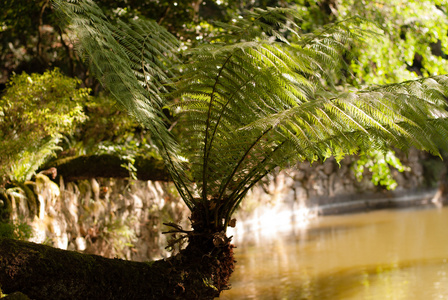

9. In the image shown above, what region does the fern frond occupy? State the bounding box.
[54,0,196,206]
[213,7,302,43]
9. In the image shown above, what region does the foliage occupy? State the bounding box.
[0,219,33,241]
[338,0,448,85]
[58,93,162,179]
[0,0,243,87]
[4,0,446,192]
[325,0,448,189]
[0,69,89,184]
[101,218,137,259]
[353,150,409,190]
[2,0,446,87]
[57,0,448,235]
[0,0,52,83]
[72,95,142,153]
[422,157,447,188]
[55,0,190,200]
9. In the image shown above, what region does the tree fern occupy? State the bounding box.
[57,1,448,233]
[174,8,448,230]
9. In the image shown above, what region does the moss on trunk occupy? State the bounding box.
[44,154,170,182]
[0,234,234,300]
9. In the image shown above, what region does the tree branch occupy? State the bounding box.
[43,154,170,182]
[0,237,233,299]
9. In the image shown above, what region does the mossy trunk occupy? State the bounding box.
[44,154,170,182]
[438,159,448,203]
[0,235,235,299]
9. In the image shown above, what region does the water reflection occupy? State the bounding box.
[221,207,448,299]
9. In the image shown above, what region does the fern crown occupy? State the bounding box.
[56,0,448,230]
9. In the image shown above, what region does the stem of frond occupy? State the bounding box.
[202,54,234,203]
[222,140,287,216]
[217,125,274,204]
[225,164,278,228]
[207,73,259,183]
[156,128,194,209]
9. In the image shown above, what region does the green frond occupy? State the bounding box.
[213,7,302,43]
[54,0,196,206]
[173,12,375,209]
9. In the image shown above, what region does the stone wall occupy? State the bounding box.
[230,149,445,244]
[5,149,446,259]
[20,176,189,261]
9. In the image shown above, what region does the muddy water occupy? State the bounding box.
[221,206,448,299]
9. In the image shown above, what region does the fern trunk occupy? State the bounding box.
[0,236,234,299]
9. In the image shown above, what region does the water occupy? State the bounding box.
[221,206,448,299]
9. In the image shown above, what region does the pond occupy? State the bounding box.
[221,206,448,299]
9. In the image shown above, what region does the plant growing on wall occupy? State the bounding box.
[0,69,89,223]
[0,69,89,185]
